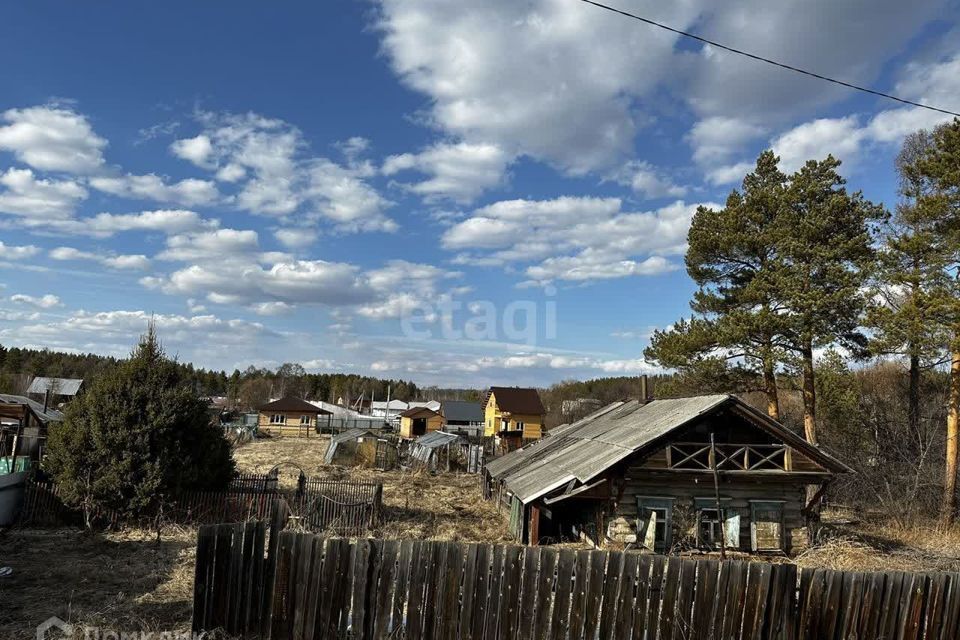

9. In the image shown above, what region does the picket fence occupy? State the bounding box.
[17,475,381,534]
[192,523,960,640]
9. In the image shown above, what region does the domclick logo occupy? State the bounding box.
[37,617,72,640]
[36,617,204,640]
[399,286,559,346]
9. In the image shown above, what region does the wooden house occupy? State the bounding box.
[483,386,545,450]
[258,397,331,437]
[485,394,850,555]
[398,406,443,439]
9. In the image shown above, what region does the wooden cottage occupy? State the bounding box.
[258,397,331,437]
[485,394,850,555]
[483,386,545,450]
[398,407,443,439]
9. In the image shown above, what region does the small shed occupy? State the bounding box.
[399,406,443,439]
[0,393,64,468]
[409,431,465,472]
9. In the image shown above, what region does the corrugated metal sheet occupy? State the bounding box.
[495,395,731,503]
[409,431,464,464]
[0,393,64,423]
[26,377,83,396]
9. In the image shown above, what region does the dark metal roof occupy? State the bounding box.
[259,397,330,413]
[490,394,850,504]
[486,387,545,415]
[27,377,83,396]
[441,400,483,423]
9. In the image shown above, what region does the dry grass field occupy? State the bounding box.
[3,434,960,638]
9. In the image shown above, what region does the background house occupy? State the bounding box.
[370,399,409,422]
[257,397,331,437]
[483,386,545,450]
[398,406,443,439]
[440,400,484,437]
[485,394,850,555]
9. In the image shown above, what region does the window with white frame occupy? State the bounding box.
[516,421,525,431]
[270,414,285,425]
[637,497,673,553]
[300,415,311,425]
[501,419,509,431]
[695,498,739,550]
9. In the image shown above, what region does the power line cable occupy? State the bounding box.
[579,0,960,118]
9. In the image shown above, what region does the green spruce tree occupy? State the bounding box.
[44,323,235,525]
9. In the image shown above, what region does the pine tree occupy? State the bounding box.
[912,119,960,523]
[646,151,789,418]
[44,324,235,525]
[868,131,951,436]
[773,155,883,444]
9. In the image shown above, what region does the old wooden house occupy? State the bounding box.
[485,394,850,555]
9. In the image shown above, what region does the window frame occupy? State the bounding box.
[694,497,739,550]
[636,496,674,553]
[270,414,286,425]
[750,500,786,552]
[300,414,312,426]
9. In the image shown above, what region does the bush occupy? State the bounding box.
[44,325,234,525]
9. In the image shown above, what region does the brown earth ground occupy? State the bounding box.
[3,435,960,638]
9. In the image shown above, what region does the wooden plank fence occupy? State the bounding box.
[293,478,383,536]
[192,525,960,639]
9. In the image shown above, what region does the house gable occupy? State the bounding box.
[633,404,832,475]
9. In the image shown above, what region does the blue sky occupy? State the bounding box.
[1,1,959,387]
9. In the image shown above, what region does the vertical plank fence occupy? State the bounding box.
[192,525,960,639]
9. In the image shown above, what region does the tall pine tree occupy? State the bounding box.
[912,119,960,523]
[774,155,882,444]
[646,151,790,418]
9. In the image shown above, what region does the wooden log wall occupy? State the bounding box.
[192,525,960,640]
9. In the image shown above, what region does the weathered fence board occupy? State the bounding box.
[192,525,960,640]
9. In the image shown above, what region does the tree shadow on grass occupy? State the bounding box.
[0,526,196,637]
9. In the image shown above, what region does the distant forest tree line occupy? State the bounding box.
[0,344,434,409]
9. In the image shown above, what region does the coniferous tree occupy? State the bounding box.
[773,155,883,444]
[868,131,951,436]
[44,324,235,525]
[646,151,790,418]
[912,119,960,522]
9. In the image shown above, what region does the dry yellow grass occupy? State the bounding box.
[234,435,512,543]
[0,526,197,638]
